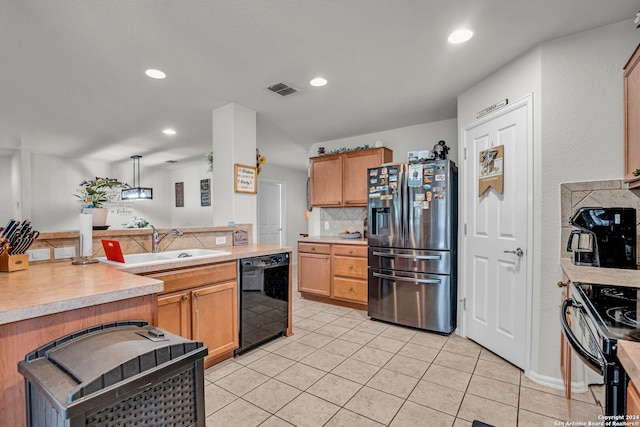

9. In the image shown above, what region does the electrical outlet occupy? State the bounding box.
[324,221,330,230]
[54,247,76,259]
[216,236,226,245]
[27,248,50,261]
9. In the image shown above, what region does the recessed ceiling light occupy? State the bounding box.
[448,29,473,44]
[162,128,176,135]
[145,69,166,79]
[310,77,328,87]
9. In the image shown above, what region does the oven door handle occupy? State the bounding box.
[560,298,605,375]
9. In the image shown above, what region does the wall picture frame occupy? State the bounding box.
[175,182,184,207]
[234,163,257,194]
[200,178,211,206]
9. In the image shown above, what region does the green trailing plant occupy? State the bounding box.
[206,151,214,172]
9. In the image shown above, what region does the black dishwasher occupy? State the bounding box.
[236,253,289,356]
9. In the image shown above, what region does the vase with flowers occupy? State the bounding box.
[74,177,128,227]
[256,148,267,174]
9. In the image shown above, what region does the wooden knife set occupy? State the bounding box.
[0,219,39,272]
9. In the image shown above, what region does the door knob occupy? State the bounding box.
[504,248,524,257]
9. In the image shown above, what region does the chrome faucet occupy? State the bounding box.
[151,225,184,253]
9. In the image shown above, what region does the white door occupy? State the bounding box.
[462,96,532,369]
[258,180,284,245]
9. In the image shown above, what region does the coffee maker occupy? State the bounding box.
[567,207,637,269]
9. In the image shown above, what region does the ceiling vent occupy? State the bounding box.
[266,82,299,97]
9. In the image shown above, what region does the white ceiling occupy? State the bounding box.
[1,1,639,170]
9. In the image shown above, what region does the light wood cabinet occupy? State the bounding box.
[146,261,238,368]
[310,147,393,207]
[310,154,343,206]
[624,44,640,187]
[298,243,331,296]
[559,276,572,403]
[298,241,368,308]
[158,292,191,338]
[628,379,640,416]
[191,281,238,358]
[332,244,368,304]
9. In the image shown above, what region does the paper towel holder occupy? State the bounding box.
[72,214,98,265]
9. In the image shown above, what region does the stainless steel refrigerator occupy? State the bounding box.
[367,160,457,334]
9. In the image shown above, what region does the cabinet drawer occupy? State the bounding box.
[298,242,331,255]
[333,244,367,257]
[333,277,367,303]
[333,256,367,279]
[148,261,237,294]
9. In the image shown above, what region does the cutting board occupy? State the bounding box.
[101,239,125,263]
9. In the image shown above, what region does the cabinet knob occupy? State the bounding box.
[349,287,353,292]
[557,281,567,288]
[348,265,354,270]
[349,250,353,254]
[182,294,188,301]
[194,291,200,297]
[311,247,316,251]
[634,169,640,177]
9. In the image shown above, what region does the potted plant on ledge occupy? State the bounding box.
[74,177,128,227]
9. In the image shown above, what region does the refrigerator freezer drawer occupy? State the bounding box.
[367,269,455,334]
[368,247,451,275]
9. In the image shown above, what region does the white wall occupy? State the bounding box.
[457,19,639,386]
[0,156,12,222]
[258,165,308,261]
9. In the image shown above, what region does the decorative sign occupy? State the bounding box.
[478,145,504,196]
[200,179,211,206]
[175,182,184,207]
[234,164,257,194]
[477,99,508,119]
[233,230,248,246]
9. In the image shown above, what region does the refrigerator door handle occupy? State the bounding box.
[373,272,441,284]
[372,251,441,260]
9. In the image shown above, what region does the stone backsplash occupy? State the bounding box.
[319,207,368,236]
[560,180,640,260]
[27,224,252,264]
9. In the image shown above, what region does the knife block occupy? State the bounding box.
[0,252,29,272]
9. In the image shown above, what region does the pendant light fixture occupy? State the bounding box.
[122,155,153,200]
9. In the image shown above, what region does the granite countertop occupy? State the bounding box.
[299,236,368,245]
[0,244,291,325]
[560,258,640,287]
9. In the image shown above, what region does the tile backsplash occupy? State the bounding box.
[319,207,368,236]
[560,180,640,260]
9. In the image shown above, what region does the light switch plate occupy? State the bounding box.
[27,248,50,261]
[216,236,226,245]
[324,221,330,230]
[54,247,76,259]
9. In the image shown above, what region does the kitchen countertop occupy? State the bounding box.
[0,244,291,325]
[560,258,640,287]
[618,340,640,387]
[299,236,368,245]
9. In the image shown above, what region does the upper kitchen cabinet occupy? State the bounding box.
[310,147,393,207]
[624,44,640,188]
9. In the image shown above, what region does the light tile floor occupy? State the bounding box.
[204,284,604,426]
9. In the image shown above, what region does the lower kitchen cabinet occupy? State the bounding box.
[559,276,572,401]
[298,243,331,296]
[298,241,368,309]
[629,380,640,416]
[146,261,238,368]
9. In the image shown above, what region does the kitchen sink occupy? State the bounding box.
[97,249,231,267]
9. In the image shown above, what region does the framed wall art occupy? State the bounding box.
[175,182,184,207]
[200,178,211,206]
[234,163,257,194]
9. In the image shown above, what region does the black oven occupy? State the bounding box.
[560,282,639,416]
